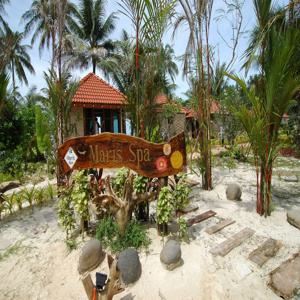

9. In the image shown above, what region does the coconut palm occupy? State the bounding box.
[0,0,9,30]
[22,0,78,74]
[0,26,35,89]
[69,0,117,74]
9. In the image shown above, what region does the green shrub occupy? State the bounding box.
[173,182,191,212]
[156,187,173,225]
[96,216,150,253]
[133,175,148,194]
[71,171,90,227]
[177,217,188,242]
[22,185,36,208]
[57,186,76,238]
[111,168,129,197]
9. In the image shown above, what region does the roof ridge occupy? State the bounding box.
[82,72,126,98]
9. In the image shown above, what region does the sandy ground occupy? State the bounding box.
[0,161,300,300]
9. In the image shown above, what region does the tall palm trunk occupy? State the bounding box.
[92,56,96,74]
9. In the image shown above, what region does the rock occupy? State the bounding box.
[226,183,242,201]
[0,181,20,194]
[78,240,105,274]
[160,240,182,270]
[117,248,141,284]
[287,209,300,230]
[282,175,299,182]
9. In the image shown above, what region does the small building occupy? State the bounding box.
[69,73,186,139]
[69,73,126,138]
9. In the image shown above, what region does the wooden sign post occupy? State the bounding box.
[58,132,186,178]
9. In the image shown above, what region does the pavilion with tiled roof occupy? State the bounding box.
[69,72,127,137]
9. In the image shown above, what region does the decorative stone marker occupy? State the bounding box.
[287,209,300,230]
[78,239,105,274]
[117,248,142,285]
[226,183,242,201]
[160,239,183,270]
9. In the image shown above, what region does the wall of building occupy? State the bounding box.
[159,112,186,139]
[68,107,84,138]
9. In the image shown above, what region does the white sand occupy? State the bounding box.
[0,162,300,300]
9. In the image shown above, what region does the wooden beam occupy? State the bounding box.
[205,219,235,235]
[269,252,300,299]
[249,238,282,267]
[186,210,216,227]
[210,228,255,257]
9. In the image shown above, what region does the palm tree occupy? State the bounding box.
[173,0,214,190]
[22,0,57,69]
[228,26,300,216]
[70,0,116,74]
[22,0,78,75]
[0,26,35,89]
[0,72,9,113]
[0,0,9,30]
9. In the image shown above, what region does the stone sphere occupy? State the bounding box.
[160,239,182,270]
[226,183,242,201]
[117,248,142,284]
[78,239,105,274]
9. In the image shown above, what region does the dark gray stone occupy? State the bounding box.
[0,181,20,193]
[287,209,300,230]
[160,240,182,270]
[78,239,105,274]
[117,248,141,285]
[226,183,242,201]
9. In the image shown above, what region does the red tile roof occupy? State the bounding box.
[72,73,126,107]
[155,93,169,105]
[183,101,220,118]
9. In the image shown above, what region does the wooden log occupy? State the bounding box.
[268,252,300,299]
[210,227,255,257]
[186,210,216,227]
[249,238,282,267]
[81,273,95,300]
[205,219,235,235]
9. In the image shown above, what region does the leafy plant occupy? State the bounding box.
[22,185,36,208]
[172,182,191,212]
[35,188,45,206]
[14,192,23,211]
[156,187,173,225]
[65,238,77,252]
[57,186,76,238]
[71,171,90,231]
[133,175,148,194]
[3,193,14,214]
[46,184,56,201]
[177,216,188,242]
[111,168,129,197]
[96,216,150,253]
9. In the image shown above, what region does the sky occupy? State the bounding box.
[3,0,288,99]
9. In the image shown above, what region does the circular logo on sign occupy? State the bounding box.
[170,151,183,169]
[155,157,168,172]
[163,143,172,156]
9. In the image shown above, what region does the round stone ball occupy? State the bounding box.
[117,248,142,285]
[78,239,105,274]
[226,183,242,201]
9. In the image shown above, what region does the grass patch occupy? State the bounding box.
[0,240,26,261]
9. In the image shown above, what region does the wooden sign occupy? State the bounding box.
[58,132,186,178]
